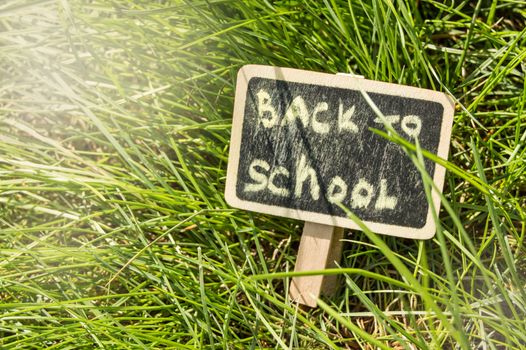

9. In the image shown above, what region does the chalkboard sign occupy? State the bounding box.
[225,65,454,239]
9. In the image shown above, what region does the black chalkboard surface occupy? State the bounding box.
[225,65,454,239]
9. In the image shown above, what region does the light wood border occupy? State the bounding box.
[225,65,454,239]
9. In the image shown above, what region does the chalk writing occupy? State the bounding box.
[257,89,358,134]
[244,156,398,211]
[373,115,422,138]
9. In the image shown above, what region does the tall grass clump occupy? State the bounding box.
[0,0,525,348]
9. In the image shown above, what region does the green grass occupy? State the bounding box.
[1,0,525,348]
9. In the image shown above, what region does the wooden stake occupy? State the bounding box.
[289,222,344,307]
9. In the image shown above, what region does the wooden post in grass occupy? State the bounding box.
[225,65,455,308]
[289,222,344,307]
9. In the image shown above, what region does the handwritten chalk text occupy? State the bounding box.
[256,89,422,138]
[244,156,398,210]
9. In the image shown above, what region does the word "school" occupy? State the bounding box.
[243,154,398,211]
